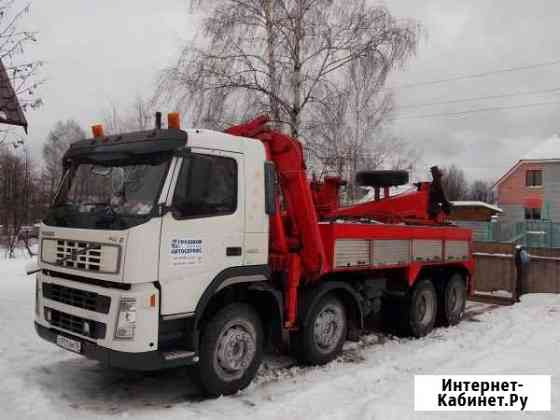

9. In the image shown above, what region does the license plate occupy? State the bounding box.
[56,335,82,354]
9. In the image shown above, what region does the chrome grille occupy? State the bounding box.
[42,239,120,274]
[55,240,102,271]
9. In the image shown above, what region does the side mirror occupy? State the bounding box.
[25,260,40,275]
[264,161,277,215]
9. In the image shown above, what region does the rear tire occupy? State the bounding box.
[405,279,438,337]
[292,295,347,365]
[441,273,466,326]
[191,303,263,397]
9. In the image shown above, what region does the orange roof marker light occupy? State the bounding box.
[168,112,180,129]
[91,124,104,138]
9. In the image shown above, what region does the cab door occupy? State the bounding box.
[158,149,244,315]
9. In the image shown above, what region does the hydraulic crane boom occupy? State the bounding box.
[225,115,456,327]
[225,116,330,326]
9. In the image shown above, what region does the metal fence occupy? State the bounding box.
[457,220,560,248]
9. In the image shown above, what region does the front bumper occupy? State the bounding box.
[35,322,198,370]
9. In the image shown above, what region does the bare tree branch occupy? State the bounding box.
[155,0,420,179]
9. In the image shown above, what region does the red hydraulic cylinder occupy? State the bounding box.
[284,253,302,328]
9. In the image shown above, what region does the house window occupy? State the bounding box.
[526,170,542,187]
[525,207,541,220]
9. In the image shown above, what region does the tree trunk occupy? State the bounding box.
[264,0,280,125]
[290,1,303,139]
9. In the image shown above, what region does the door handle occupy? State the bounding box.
[226,247,242,257]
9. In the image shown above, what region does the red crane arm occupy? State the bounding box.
[225,116,329,280]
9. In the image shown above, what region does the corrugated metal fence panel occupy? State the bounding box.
[467,221,560,248]
[455,221,492,241]
[334,239,370,267]
[553,224,560,248]
[495,222,516,243]
[372,240,410,265]
[524,220,550,248]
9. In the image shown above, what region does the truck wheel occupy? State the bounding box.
[407,279,437,337]
[293,295,347,365]
[194,303,263,397]
[441,273,466,326]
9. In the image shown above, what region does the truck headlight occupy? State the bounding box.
[115,297,136,339]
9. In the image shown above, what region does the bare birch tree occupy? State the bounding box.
[0,146,37,257]
[468,180,495,203]
[0,1,44,147]
[101,96,154,134]
[155,0,419,139]
[305,58,420,199]
[42,120,85,201]
[441,165,468,202]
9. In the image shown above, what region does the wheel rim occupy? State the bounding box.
[313,303,345,355]
[415,289,435,326]
[213,319,256,382]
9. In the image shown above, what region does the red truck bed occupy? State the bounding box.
[319,222,473,289]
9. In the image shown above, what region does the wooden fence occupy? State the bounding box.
[473,253,516,294]
[471,242,560,302]
[524,255,560,294]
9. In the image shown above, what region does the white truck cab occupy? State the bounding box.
[35,124,272,370]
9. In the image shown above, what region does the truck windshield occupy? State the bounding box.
[44,156,171,230]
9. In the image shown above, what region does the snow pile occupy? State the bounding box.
[475,289,514,298]
[1,257,559,419]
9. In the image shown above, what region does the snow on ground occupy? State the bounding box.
[474,289,514,298]
[1,256,558,420]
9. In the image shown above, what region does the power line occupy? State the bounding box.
[387,100,560,121]
[390,58,560,90]
[396,87,560,110]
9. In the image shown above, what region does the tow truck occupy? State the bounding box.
[32,113,473,396]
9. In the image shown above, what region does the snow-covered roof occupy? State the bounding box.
[451,201,503,213]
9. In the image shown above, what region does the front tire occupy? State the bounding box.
[193,303,263,397]
[293,295,347,365]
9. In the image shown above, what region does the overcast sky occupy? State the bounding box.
[19,0,560,182]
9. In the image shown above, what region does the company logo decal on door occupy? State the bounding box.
[170,239,203,266]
